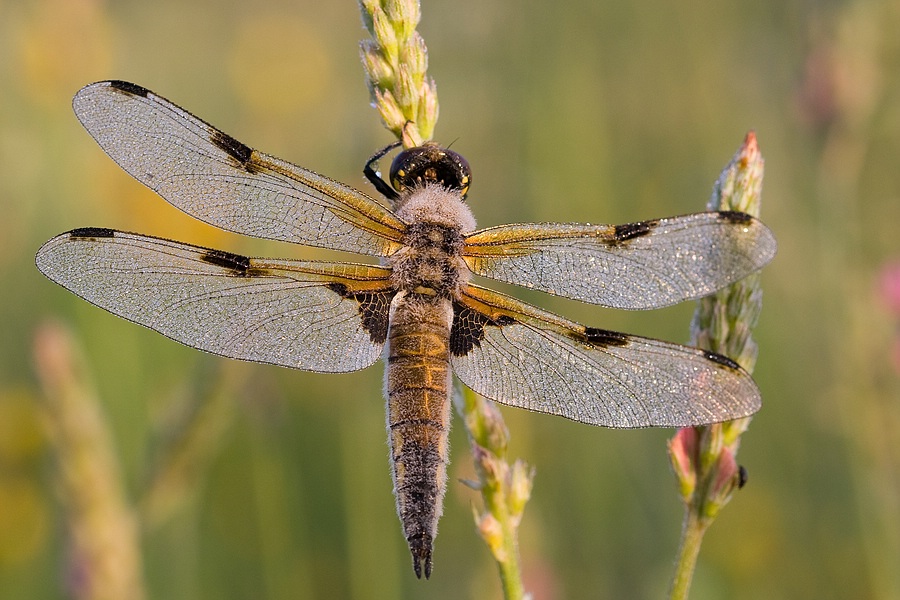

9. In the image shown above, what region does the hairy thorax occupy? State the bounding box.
[388,184,476,299]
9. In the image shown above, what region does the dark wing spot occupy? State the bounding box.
[583,327,630,347]
[702,350,742,371]
[327,283,392,345]
[449,303,516,356]
[738,465,748,489]
[355,292,392,345]
[450,303,492,356]
[209,129,254,168]
[717,210,753,225]
[69,227,115,239]
[612,219,659,243]
[201,249,250,275]
[107,80,150,97]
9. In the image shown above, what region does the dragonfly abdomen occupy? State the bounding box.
[385,292,454,579]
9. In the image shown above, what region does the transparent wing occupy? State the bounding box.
[35,228,394,373]
[463,212,776,309]
[450,284,760,428]
[73,81,406,257]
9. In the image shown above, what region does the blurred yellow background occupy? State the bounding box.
[2,0,899,598]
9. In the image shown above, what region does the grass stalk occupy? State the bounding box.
[32,321,146,600]
[667,132,767,600]
[359,0,438,147]
[457,388,533,600]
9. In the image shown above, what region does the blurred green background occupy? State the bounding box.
[2,0,900,598]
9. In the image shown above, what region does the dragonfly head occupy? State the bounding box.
[390,143,471,200]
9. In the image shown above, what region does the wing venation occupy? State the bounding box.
[463,212,776,309]
[450,284,761,428]
[35,230,394,373]
[73,80,406,257]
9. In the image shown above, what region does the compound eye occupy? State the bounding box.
[390,145,472,199]
[444,149,471,199]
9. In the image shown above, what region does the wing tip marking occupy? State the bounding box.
[107,80,150,97]
[69,227,116,239]
[200,249,251,274]
[716,210,753,225]
[209,129,256,170]
[702,350,743,371]
[611,219,659,244]
[583,327,630,348]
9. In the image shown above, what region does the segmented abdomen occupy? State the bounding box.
[385,292,454,579]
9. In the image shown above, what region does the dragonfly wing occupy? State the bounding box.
[449,284,761,428]
[463,212,776,309]
[36,228,394,373]
[73,81,406,257]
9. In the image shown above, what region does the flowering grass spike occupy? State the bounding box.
[668,132,769,600]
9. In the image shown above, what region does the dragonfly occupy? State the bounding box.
[36,80,776,579]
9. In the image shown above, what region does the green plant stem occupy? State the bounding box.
[496,527,526,599]
[484,485,526,600]
[459,388,532,600]
[669,511,709,600]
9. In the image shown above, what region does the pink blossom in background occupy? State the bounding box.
[878,263,900,314]
[877,262,900,372]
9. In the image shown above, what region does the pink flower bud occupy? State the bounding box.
[711,448,738,497]
[668,427,699,500]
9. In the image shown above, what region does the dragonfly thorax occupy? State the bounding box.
[387,197,474,298]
